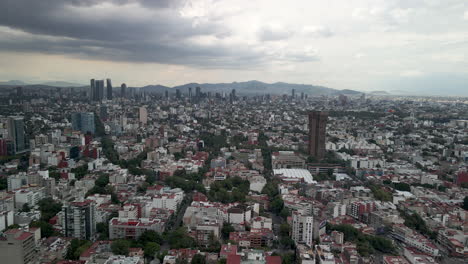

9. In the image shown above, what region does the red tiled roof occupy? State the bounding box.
[266,256,282,264]
[227,255,241,264]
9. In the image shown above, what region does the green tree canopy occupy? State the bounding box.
[111,239,131,256]
[144,242,160,259]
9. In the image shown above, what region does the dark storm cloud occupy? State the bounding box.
[0,0,283,67]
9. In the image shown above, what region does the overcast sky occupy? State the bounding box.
[0,0,467,94]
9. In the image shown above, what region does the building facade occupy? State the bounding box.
[308,111,328,159]
[61,200,96,240]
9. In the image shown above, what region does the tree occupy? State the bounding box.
[463,196,468,210]
[270,196,284,214]
[96,222,109,240]
[21,203,31,212]
[279,223,290,237]
[30,221,54,238]
[95,174,110,187]
[394,182,411,192]
[66,239,92,260]
[191,254,206,264]
[0,177,7,190]
[6,224,20,229]
[111,239,131,256]
[221,223,235,240]
[166,227,196,249]
[139,230,163,245]
[144,242,160,259]
[38,197,62,221]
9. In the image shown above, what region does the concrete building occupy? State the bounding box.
[106,78,113,100]
[139,107,148,125]
[292,211,314,247]
[0,210,14,231]
[109,217,165,240]
[308,111,328,159]
[8,116,26,154]
[392,224,439,256]
[271,151,305,169]
[61,200,96,240]
[0,229,35,264]
[71,112,95,134]
[249,176,267,193]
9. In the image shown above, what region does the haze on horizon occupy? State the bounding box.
[0,0,467,95]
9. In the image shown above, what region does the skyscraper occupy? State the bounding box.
[7,116,26,154]
[176,89,181,99]
[106,78,113,100]
[61,200,96,240]
[188,87,192,99]
[195,86,201,98]
[308,111,328,159]
[95,80,104,101]
[71,112,95,134]
[292,89,295,98]
[90,79,95,100]
[121,83,127,98]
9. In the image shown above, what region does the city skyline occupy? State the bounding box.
[0,1,467,95]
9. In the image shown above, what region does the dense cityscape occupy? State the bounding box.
[0,80,466,264]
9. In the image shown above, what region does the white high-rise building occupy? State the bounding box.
[139,107,148,125]
[292,211,314,247]
[61,200,96,240]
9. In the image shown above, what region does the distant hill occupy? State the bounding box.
[0,80,84,87]
[153,80,362,96]
[140,84,172,93]
[0,80,27,86]
[0,79,363,96]
[40,81,84,87]
[368,90,390,95]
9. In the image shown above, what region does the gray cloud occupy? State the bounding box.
[0,0,277,67]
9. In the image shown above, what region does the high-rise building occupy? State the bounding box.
[90,79,105,101]
[164,90,169,100]
[90,79,95,100]
[71,112,95,134]
[0,228,35,264]
[139,107,148,125]
[195,86,201,98]
[121,83,127,98]
[95,80,104,101]
[176,89,181,99]
[61,200,96,240]
[0,138,8,156]
[106,78,113,100]
[7,116,26,154]
[292,211,314,247]
[16,87,23,98]
[292,89,295,98]
[188,87,192,98]
[308,111,328,159]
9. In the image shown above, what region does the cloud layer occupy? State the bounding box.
[0,0,467,93]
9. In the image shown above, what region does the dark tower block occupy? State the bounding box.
[308,111,328,159]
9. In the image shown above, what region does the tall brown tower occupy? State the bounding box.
[308,111,328,159]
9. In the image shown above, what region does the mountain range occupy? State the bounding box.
[140,80,362,96]
[0,80,84,87]
[0,80,363,96]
